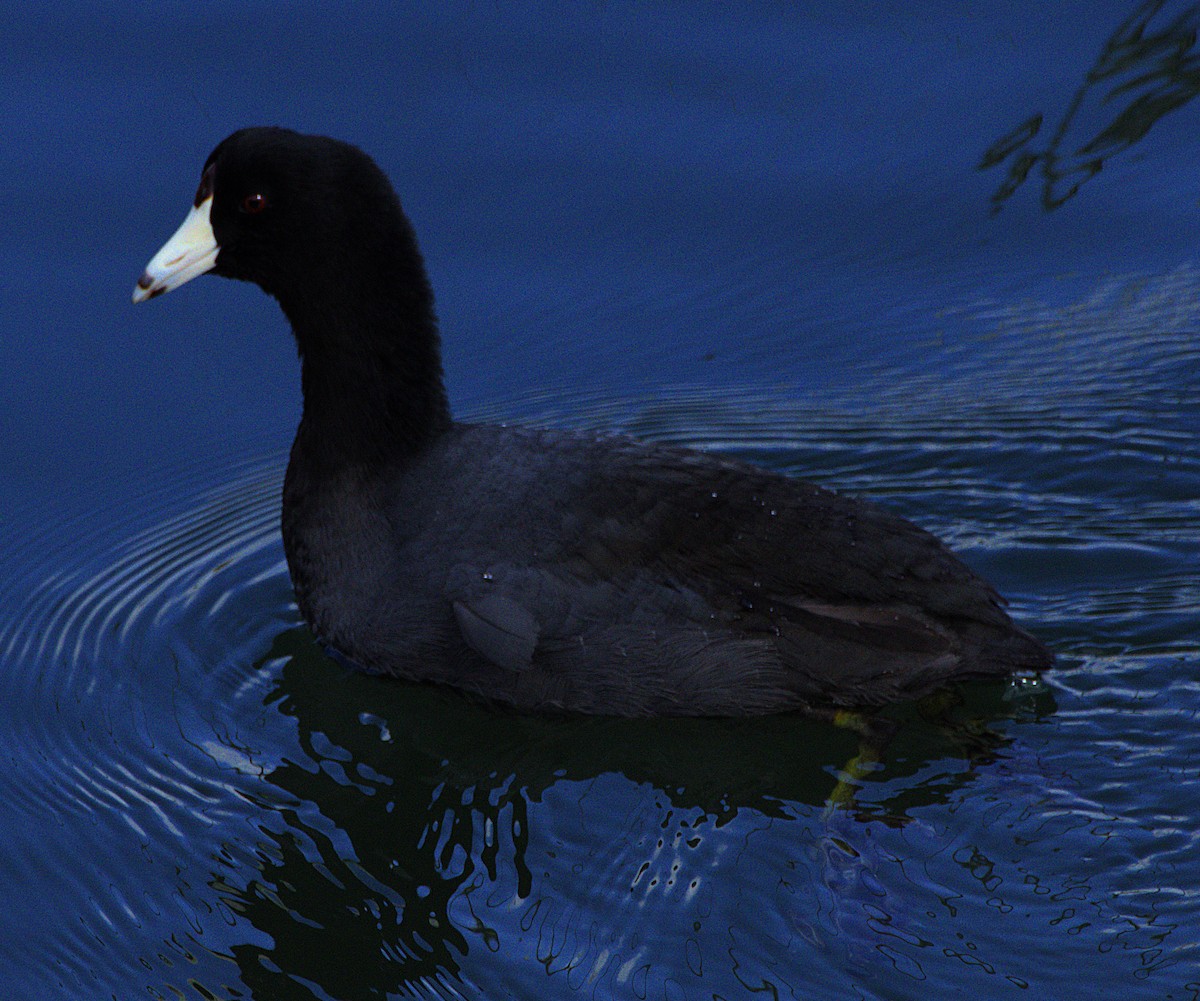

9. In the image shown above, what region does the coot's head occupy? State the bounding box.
[133,127,418,306]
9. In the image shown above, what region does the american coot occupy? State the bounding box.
[134,127,1051,716]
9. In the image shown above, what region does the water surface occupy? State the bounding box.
[2,3,1198,999]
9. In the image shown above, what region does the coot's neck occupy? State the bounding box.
[276,227,452,469]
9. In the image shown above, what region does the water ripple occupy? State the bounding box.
[0,456,295,994]
[0,365,1195,997]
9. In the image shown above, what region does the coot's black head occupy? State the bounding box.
[134,127,449,447]
[134,127,429,312]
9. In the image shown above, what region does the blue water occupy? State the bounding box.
[2,3,1198,998]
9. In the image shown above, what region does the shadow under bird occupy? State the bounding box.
[133,127,1052,716]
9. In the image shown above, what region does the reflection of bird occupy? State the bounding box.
[134,127,1051,716]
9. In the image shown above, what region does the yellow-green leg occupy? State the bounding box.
[822,709,895,814]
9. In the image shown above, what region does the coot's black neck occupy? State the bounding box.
[277,218,452,467]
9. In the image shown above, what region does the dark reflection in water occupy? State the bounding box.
[982,0,1200,211]
[219,630,1045,1000]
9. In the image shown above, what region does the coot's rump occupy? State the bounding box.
[134,127,1051,716]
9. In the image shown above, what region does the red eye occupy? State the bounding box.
[241,192,268,214]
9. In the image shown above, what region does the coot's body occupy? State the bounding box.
[135,127,1051,716]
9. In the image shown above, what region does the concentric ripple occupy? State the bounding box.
[0,454,295,996]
